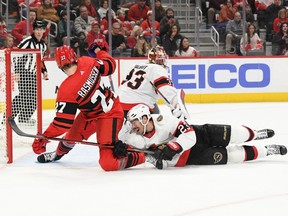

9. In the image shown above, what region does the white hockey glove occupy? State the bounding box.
[172,105,185,120]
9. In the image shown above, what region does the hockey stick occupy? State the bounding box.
[7,117,153,154]
[144,76,175,110]
[144,76,191,120]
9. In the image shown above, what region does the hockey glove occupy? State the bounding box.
[172,105,185,120]
[154,142,183,161]
[88,42,105,58]
[32,133,50,154]
[112,140,128,158]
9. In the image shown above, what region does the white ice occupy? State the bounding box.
[0,102,288,216]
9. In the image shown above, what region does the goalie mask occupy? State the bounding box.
[148,46,168,67]
[127,104,151,135]
[55,45,78,69]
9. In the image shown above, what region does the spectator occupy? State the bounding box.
[240,23,263,54]
[207,0,226,27]
[0,15,8,45]
[155,0,166,22]
[85,21,109,51]
[98,0,115,20]
[174,37,198,57]
[159,8,179,44]
[127,0,150,26]
[162,24,183,57]
[18,0,42,19]
[213,0,236,37]
[265,0,285,41]
[273,8,288,34]
[117,8,127,22]
[244,3,255,25]
[106,22,127,57]
[82,0,101,20]
[100,10,121,35]
[11,10,50,46]
[254,0,273,28]
[73,5,96,37]
[0,35,16,49]
[37,0,60,23]
[120,21,133,39]
[272,22,288,55]
[233,0,247,11]
[131,36,149,57]
[225,11,247,54]
[56,10,69,45]
[119,0,135,9]
[56,0,78,20]
[126,25,143,49]
[140,10,160,43]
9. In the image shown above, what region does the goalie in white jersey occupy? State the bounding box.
[118,104,287,169]
[117,46,187,119]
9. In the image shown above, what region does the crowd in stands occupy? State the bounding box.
[204,0,288,55]
[1,0,199,58]
[3,0,288,56]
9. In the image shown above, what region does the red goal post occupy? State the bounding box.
[0,49,42,164]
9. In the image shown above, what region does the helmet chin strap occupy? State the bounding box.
[141,116,150,135]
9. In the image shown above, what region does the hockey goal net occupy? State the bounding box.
[0,49,42,164]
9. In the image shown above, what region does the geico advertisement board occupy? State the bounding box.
[42,57,288,109]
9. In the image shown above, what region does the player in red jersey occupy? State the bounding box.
[32,44,146,171]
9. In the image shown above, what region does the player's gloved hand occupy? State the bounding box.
[154,142,183,161]
[32,133,50,154]
[112,140,128,158]
[88,42,105,58]
[172,105,184,120]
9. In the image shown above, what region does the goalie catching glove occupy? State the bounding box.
[88,42,106,58]
[154,142,183,161]
[32,132,50,154]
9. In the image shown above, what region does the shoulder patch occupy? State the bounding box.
[157,115,163,122]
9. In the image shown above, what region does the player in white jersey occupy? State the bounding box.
[119,104,287,169]
[116,46,186,119]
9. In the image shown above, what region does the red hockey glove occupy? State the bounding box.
[88,42,106,58]
[154,142,183,161]
[32,133,50,154]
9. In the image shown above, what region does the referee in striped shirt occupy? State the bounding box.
[11,20,49,125]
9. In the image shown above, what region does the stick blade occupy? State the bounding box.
[7,117,36,138]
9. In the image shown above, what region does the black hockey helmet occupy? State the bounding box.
[33,20,46,30]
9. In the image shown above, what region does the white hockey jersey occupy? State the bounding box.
[119,113,197,167]
[116,63,178,110]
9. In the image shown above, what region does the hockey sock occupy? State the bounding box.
[55,141,74,156]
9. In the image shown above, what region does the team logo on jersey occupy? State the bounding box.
[157,115,163,122]
[80,70,85,75]
[213,152,223,164]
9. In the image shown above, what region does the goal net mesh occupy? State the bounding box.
[0,49,42,164]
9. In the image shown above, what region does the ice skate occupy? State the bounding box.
[37,151,64,163]
[265,145,287,156]
[254,129,275,140]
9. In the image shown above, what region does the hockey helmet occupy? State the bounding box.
[127,104,151,134]
[33,20,46,30]
[55,45,77,69]
[127,104,151,122]
[148,46,168,67]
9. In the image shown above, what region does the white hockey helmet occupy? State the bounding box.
[127,104,151,123]
[148,46,168,67]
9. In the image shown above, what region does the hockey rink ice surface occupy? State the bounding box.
[0,102,288,216]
